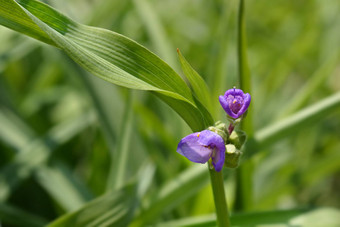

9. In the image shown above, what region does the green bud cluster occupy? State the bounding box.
[208,121,228,142]
[208,121,247,169]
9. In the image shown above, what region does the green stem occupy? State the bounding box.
[208,163,231,227]
[235,0,254,211]
[237,0,251,92]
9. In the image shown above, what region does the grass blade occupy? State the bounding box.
[177,49,213,113]
[131,165,209,227]
[0,110,96,201]
[133,0,177,69]
[106,91,134,191]
[0,106,35,150]
[0,0,213,131]
[47,183,137,227]
[277,53,339,118]
[0,203,48,227]
[156,208,315,226]
[35,162,93,212]
[255,92,340,149]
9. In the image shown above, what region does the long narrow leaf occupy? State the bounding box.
[47,183,137,227]
[255,92,340,149]
[131,165,209,227]
[177,49,212,113]
[35,162,93,212]
[0,203,48,227]
[277,53,339,118]
[106,91,134,191]
[0,110,96,201]
[133,0,177,69]
[0,106,35,150]
[0,0,213,131]
[155,208,313,227]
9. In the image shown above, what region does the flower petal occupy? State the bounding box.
[220,88,251,119]
[219,95,238,118]
[212,148,225,172]
[197,130,225,149]
[237,93,251,117]
[197,130,226,171]
[177,132,212,163]
[225,88,244,97]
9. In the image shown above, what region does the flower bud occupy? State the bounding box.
[228,130,247,149]
[224,144,242,169]
[219,88,251,119]
[226,115,242,126]
[208,121,228,142]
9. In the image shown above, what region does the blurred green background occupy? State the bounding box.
[0,0,339,226]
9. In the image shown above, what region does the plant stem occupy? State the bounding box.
[208,163,231,227]
[235,0,254,211]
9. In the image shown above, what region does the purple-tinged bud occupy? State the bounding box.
[219,88,251,119]
[177,130,225,172]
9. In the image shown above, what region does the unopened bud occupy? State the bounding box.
[224,144,242,168]
[228,130,247,149]
[226,115,242,126]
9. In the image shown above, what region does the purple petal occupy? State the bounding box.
[237,93,251,117]
[197,130,226,172]
[224,88,244,97]
[198,130,225,151]
[177,132,212,163]
[219,95,238,118]
[212,148,225,172]
[220,88,251,118]
[176,130,226,172]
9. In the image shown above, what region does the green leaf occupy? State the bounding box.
[133,0,177,69]
[0,203,48,227]
[289,208,340,227]
[0,106,35,151]
[177,49,212,113]
[47,183,137,227]
[0,110,96,201]
[35,162,93,212]
[155,214,215,227]
[155,208,314,227]
[255,92,340,149]
[303,148,340,186]
[0,0,213,131]
[0,0,55,46]
[131,165,209,227]
[106,91,134,191]
[277,52,340,119]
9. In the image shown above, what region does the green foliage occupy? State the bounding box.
[156,208,340,227]
[0,0,339,226]
[48,184,137,227]
[0,0,212,132]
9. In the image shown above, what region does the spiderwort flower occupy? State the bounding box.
[177,130,225,171]
[219,88,251,119]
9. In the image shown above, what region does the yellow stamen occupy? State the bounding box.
[233,100,237,104]
[197,133,200,137]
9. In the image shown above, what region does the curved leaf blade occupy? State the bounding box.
[47,184,137,227]
[177,49,212,113]
[0,0,214,131]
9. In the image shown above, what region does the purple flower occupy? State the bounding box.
[177,130,225,172]
[219,88,251,119]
